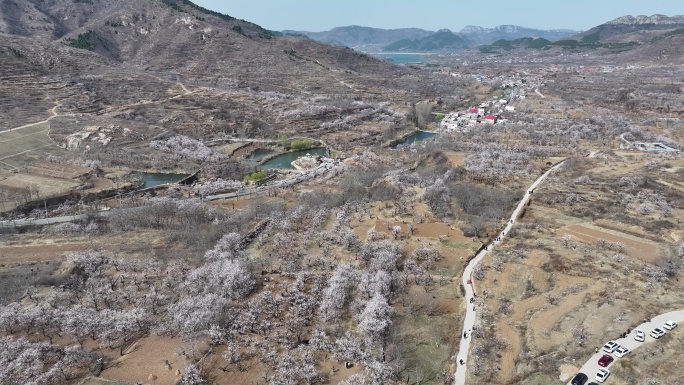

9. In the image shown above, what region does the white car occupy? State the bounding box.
[602,340,619,353]
[634,329,645,342]
[595,368,610,383]
[664,320,678,330]
[650,328,667,339]
[614,346,630,357]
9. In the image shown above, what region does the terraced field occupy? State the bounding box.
[0,121,68,178]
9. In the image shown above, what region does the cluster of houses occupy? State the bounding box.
[439,98,516,132]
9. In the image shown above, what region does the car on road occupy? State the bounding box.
[614,346,630,357]
[595,368,610,383]
[634,329,645,342]
[602,341,619,353]
[650,327,667,339]
[664,320,678,330]
[598,354,614,367]
[571,373,588,385]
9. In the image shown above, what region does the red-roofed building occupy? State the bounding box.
[469,108,479,114]
[485,115,498,123]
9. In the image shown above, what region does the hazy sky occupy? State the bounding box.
[193,0,684,32]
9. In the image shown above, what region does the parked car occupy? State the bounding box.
[614,346,630,357]
[664,320,678,330]
[602,340,619,353]
[595,368,610,383]
[634,329,645,342]
[571,373,589,385]
[650,327,667,339]
[598,354,614,367]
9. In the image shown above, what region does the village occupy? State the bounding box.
[436,71,537,132]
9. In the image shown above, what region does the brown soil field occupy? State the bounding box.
[100,336,186,385]
[560,224,659,263]
[0,122,69,177]
[216,142,249,156]
[0,173,79,195]
[444,151,466,166]
[28,161,92,178]
[0,243,118,265]
[82,177,117,194]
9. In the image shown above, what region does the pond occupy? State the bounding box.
[261,147,328,170]
[391,131,438,148]
[134,172,190,188]
[246,148,276,163]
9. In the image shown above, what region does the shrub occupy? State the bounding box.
[232,25,245,36]
[65,32,94,51]
[290,138,314,150]
[243,171,267,184]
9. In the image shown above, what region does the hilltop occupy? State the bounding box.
[383,29,471,52]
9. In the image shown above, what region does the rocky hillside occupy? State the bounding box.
[1,0,473,154]
[0,0,408,93]
[570,14,684,43]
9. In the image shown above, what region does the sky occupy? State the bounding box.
[193,0,684,32]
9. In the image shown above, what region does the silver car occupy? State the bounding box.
[649,327,666,339]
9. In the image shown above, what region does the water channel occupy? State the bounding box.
[260,147,328,170]
[134,172,190,188]
[391,131,438,148]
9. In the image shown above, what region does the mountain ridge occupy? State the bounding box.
[284,24,579,52]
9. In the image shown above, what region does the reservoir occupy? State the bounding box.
[391,131,437,148]
[378,53,431,64]
[261,148,328,170]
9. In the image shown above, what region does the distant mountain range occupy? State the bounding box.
[282,26,434,52]
[284,25,579,52]
[475,15,684,61]
[457,25,577,45]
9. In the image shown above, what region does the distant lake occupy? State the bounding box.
[378,53,431,64]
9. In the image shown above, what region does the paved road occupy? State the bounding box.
[568,310,684,384]
[454,160,565,385]
[0,212,107,228]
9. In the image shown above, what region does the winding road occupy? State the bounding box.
[454,160,565,385]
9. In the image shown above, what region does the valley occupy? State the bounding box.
[0,2,683,385]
